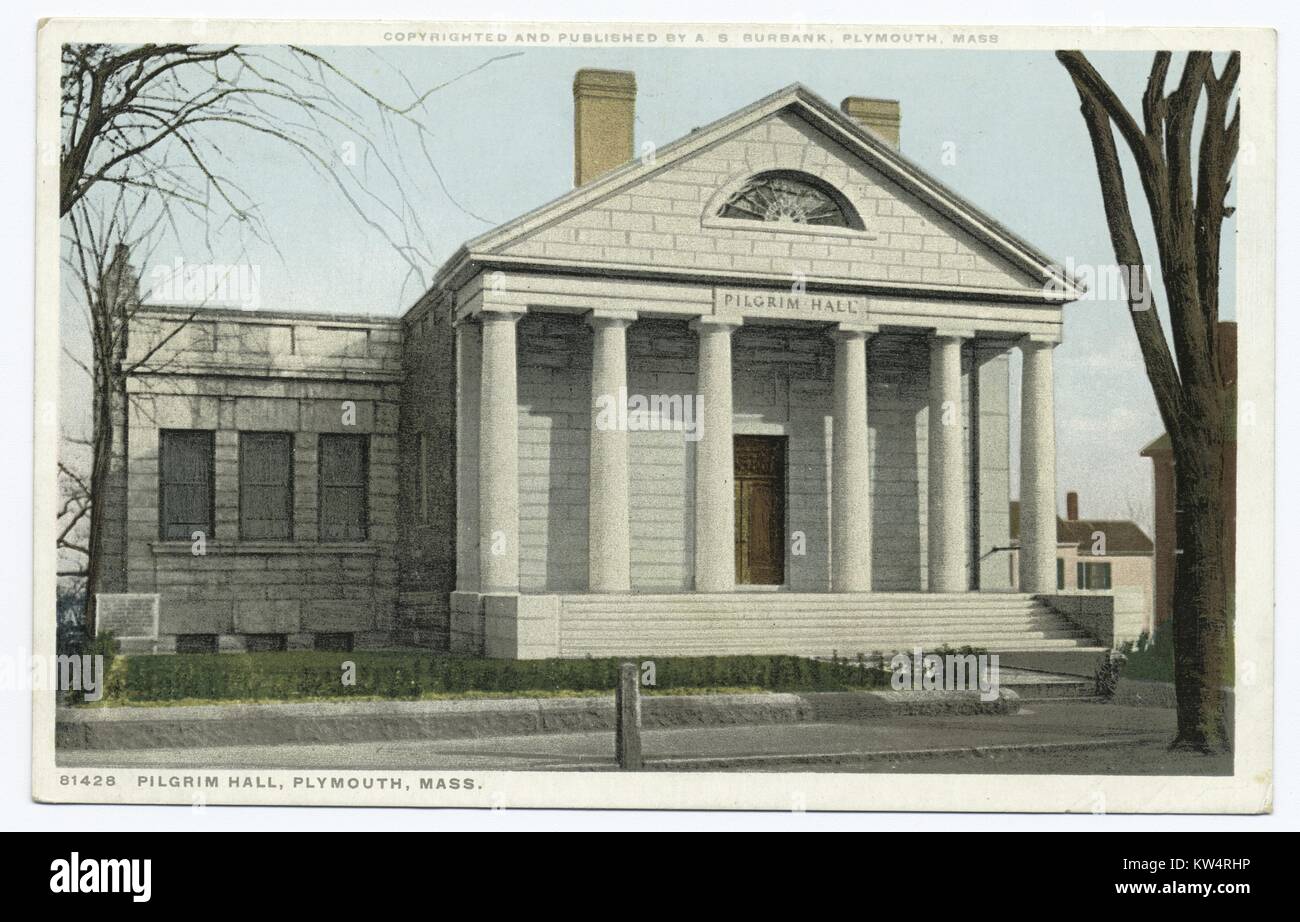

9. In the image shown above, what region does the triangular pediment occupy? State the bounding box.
[447,85,1081,301]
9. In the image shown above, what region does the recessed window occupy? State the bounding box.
[1056,558,1065,590]
[314,632,354,652]
[159,430,215,541]
[239,432,294,540]
[417,433,430,523]
[718,171,862,229]
[319,434,369,542]
[1077,561,1113,590]
[245,634,288,653]
[175,634,218,654]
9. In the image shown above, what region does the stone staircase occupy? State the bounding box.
[555,592,1107,663]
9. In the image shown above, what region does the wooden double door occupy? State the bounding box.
[733,435,786,585]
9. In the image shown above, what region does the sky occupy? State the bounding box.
[61,45,1240,536]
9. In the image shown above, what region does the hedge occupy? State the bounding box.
[101,651,891,704]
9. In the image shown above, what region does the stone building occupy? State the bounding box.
[101,71,1126,661]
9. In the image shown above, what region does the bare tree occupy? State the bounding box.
[1057,50,1238,753]
[61,44,518,292]
[59,43,519,633]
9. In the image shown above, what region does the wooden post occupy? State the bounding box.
[615,662,642,770]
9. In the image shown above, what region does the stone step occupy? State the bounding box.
[560,635,1099,652]
[560,620,1091,640]
[560,593,1044,607]
[560,605,1054,618]
[561,613,1087,628]
[998,668,1098,700]
[561,604,1056,617]
[550,592,1100,660]
[998,649,1112,679]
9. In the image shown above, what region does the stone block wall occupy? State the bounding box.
[509,311,1010,593]
[397,298,457,648]
[500,110,1035,292]
[973,344,1013,589]
[517,312,593,592]
[114,306,404,651]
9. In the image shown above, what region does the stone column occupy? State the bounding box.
[454,319,481,591]
[588,310,637,592]
[830,324,874,592]
[690,317,740,592]
[927,331,970,592]
[478,310,521,594]
[1019,337,1058,593]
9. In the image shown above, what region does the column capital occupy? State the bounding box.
[931,327,975,341]
[586,308,638,327]
[689,315,743,334]
[829,321,879,340]
[1020,332,1061,347]
[477,306,524,323]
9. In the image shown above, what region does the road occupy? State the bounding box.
[57,701,1232,775]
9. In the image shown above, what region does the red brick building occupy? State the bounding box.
[1140,321,1238,634]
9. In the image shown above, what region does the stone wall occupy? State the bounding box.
[397,299,457,648]
[115,306,404,651]
[973,345,1013,589]
[510,311,1009,593]
[500,110,1035,292]
[516,312,593,592]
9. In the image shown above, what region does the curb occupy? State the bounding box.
[56,688,1019,751]
[641,733,1171,771]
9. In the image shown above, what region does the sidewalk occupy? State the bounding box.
[58,701,1229,775]
[57,687,1017,751]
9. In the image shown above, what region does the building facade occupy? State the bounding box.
[1008,491,1155,638]
[103,71,1115,660]
[1141,321,1237,635]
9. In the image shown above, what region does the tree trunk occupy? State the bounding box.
[82,381,114,638]
[1169,429,1231,752]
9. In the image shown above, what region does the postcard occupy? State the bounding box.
[32,19,1274,813]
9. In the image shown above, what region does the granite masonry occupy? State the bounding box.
[100,71,1111,661]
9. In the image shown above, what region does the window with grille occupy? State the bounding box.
[319,434,368,542]
[717,171,862,229]
[244,634,288,653]
[1077,561,1113,590]
[414,432,430,523]
[239,432,294,540]
[314,632,354,652]
[175,634,218,654]
[159,430,215,541]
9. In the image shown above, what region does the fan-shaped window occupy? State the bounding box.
[717,171,862,229]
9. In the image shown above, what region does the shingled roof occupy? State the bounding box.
[1009,501,1153,556]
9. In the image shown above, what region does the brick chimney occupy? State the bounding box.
[1066,491,1079,521]
[840,97,901,150]
[573,69,636,186]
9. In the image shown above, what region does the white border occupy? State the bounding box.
[7,1,1290,831]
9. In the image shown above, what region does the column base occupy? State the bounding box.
[449,591,561,659]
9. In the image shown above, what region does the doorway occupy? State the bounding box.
[734,435,786,585]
